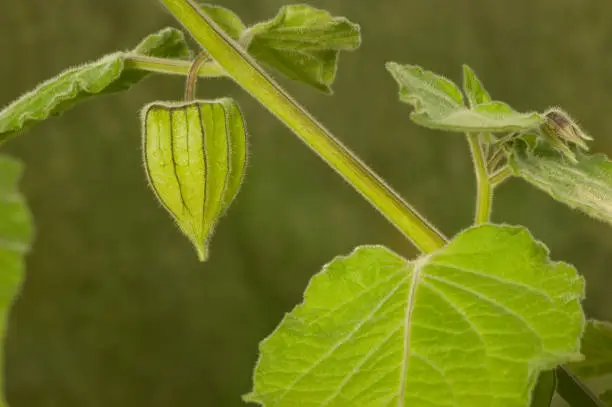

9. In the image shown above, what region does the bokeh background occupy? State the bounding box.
[1,0,611,406]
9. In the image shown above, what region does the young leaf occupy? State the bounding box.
[141,98,247,261]
[462,64,492,107]
[569,320,612,378]
[0,155,33,407]
[197,3,246,40]
[243,5,361,93]
[0,27,192,143]
[386,62,545,133]
[509,143,612,227]
[245,224,585,407]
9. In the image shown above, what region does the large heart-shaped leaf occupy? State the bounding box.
[0,155,33,407]
[0,27,192,143]
[245,225,585,407]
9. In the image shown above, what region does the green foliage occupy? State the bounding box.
[1,1,612,406]
[198,3,246,40]
[246,4,361,94]
[386,62,544,132]
[0,27,191,143]
[198,2,361,93]
[141,98,247,261]
[571,319,612,379]
[569,319,612,404]
[530,371,557,407]
[245,225,585,407]
[0,155,33,407]
[462,65,492,107]
[509,144,612,227]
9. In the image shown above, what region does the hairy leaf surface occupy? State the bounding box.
[197,3,247,40]
[386,62,544,133]
[509,144,612,227]
[245,4,361,93]
[0,156,33,407]
[462,65,492,107]
[246,225,585,407]
[0,27,191,142]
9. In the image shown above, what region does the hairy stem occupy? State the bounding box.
[467,133,491,224]
[184,52,211,100]
[125,54,224,77]
[159,0,447,253]
[490,166,513,186]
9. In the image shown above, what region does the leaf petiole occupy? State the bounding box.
[124,54,225,78]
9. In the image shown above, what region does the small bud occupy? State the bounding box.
[539,107,592,163]
[141,98,248,261]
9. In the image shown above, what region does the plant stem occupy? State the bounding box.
[490,165,513,186]
[159,0,447,253]
[556,366,606,407]
[487,146,506,173]
[467,133,491,224]
[124,54,225,78]
[184,52,211,100]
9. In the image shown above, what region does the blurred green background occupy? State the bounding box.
[1,0,611,406]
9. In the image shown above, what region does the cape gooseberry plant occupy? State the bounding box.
[1,1,612,406]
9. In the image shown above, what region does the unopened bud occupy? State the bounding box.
[540,107,592,163]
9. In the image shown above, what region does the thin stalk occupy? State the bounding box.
[184,52,211,100]
[487,146,506,173]
[467,133,491,224]
[490,165,513,186]
[159,0,446,253]
[556,366,606,407]
[124,54,224,78]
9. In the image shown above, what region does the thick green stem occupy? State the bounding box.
[467,133,492,224]
[159,0,446,253]
[125,54,225,77]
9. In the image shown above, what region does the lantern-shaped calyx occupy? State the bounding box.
[141,98,247,261]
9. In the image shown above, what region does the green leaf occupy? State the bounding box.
[197,3,246,40]
[462,64,492,107]
[569,320,612,379]
[245,224,585,407]
[509,143,612,227]
[244,4,361,93]
[0,27,192,143]
[386,62,545,133]
[0,155,33,407]
[530,371,557,407]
